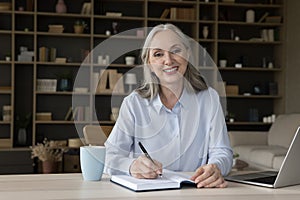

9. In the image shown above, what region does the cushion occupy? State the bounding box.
[249,146,287,168]
[233,145,268,161]
[268,114,300,148]
[273,156,285,170]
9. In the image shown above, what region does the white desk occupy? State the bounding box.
[0,173,300,200]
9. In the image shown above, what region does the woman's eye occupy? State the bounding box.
[153,52,163,57]
[171,48,182,54]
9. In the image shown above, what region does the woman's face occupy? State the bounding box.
[148,30,189,87]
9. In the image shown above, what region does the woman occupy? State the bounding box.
[104,24,233,188]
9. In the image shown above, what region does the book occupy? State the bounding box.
[64,107,73,121]
[160,8,170,19]
[110,169,195,192]
[108,70,118,92]
[97,69,109,93]
[258,12,269,23]
[170,7,195,20]
[114,73,125,94]
[265,16,282,23]
[39,47,48,62]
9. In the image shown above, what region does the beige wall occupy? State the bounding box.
[286,0,300,113]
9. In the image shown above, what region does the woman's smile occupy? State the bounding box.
[163,66,179,74]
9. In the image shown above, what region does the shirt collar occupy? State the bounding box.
[151,87,192,114]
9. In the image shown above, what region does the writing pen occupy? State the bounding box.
[138,141,162,177]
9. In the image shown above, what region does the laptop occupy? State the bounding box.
[225,126,300,188]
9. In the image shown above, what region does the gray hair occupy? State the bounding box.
[136,24,207,99]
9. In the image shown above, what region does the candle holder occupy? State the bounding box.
[125,73,137,93]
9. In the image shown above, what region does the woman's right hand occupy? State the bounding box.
[129,155,162,179]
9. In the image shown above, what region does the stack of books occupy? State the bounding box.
[170,8,195,20]
[37,79,57,92]
[48,25,64,33]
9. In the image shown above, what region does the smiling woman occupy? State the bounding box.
[148,30,189,91]
[104,24,233,188]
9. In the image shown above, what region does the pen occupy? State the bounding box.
[138,141,162,176]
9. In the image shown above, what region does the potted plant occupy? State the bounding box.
[15,113,32,146]
[74,20,87,34]
[30,138,67,173]
[233,153,239,167]
[55,70,73,91]
[5,53,11,61]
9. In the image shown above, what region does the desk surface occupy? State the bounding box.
[0,173,300,200]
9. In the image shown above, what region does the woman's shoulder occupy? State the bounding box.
[123,91,150,105]
[198,87,220,98]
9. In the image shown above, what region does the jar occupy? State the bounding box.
[246,9,255,23]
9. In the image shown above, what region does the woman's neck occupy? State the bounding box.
[159,83,184,110]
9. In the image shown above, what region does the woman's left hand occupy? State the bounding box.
[190,164,228,188]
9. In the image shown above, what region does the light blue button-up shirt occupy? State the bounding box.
[104,87,233,176]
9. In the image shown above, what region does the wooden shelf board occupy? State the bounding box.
[96,92,128,96]
[94,15,144,21]
[14,31,34,35]
[227,122,273,125]
[218,39,282,45]
[147,17,197,23]
[13,11,35,15]
[0,10,12,14]
[218,21,283,26]
[14,61,34,65]
[35,120,89,124]
[219,67,282,72]
[148,0,197,5]
[36,61,82,66]
[218,2,283,8]
[37,31,91,38]
[0,147,30,152]
[36,91,90,95]
[0,30,12,34]
[0,121,11,124]
[93,34,145,40]
[227,95,281,99]
[37,12,91,18]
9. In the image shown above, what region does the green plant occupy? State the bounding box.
[74,20,87,27]
[15,113,32,129]
[233,153,239,159]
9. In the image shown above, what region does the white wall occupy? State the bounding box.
[286,0,300,113]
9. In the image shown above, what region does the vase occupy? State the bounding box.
[74,25,84,34]
[56,0,67,14]
[42,160,58,174]
[202,26,209,39]
[246,9,255,23]
[17,128,27,146]
[58,78,71,91]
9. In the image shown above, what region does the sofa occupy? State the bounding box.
[229,114,300,170]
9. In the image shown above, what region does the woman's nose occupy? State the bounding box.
[163,51,173,66]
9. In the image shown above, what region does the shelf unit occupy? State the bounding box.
[0,0,285,154]
[0,5,14,149]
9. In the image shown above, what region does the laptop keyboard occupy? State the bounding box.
[246,175,277,184]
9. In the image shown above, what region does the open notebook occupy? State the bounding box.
[110,169,195,192]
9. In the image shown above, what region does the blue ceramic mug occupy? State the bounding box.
[80,146,106,181]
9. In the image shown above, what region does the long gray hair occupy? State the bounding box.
[136,24,207,99]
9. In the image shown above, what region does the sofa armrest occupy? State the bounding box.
[229,131,268,147]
